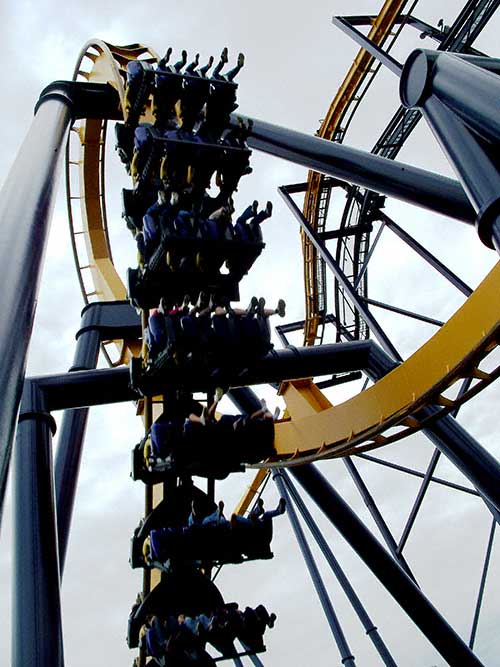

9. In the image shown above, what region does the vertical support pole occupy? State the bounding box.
[291,464,485,667]
[469,518,496,649]
[0,99,73,523]
[280,470,397,667]
[54,327,101,573]
[13,382,64,667]
[139,392,154,667]
[143,395,153,595]
[273,471,356,667]
[396,449,440,555]
[343,458,416,582]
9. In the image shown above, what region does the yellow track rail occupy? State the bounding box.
[302,0,409,345]
[66,40,157,362]
[264,259,500,466]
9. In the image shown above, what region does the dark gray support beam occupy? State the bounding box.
[280,469,398,667]
[397,377,473,556]
[320,225,373,241]
[279,186,402,361]
[380,211,473,296]
[332,15,403,76]
[54,300,141,573]
[343,458,416,582]
[362,297,444,327]
[291,464,485,667]
[469,517,496,649]
[13,381,64,667]
[0,81,122,525]
[23,340,377,412]
[397,449,441,556]
[241,649,265,667]
[273,470,356,666]
[0,98,72,525]
[355,453,480,497]
[236,115,476,223]
[54,328,100,574]
[353,220,385,290]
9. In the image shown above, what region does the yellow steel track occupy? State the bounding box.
[66,40,158,363]
[67,17,500,487]
[302,0,409,346]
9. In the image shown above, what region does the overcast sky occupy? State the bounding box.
[1,1,500,666]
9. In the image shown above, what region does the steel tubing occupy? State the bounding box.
[0,98,73,523]
[281,470,398,667]
[400,48,500,250]
[401,50,500,145]
[236,114,476,224]
[292,464,485,667]
[54,328,101,573]
[13,383,64,667]
[273,470,356,667]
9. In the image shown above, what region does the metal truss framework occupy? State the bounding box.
[302,0,500,345]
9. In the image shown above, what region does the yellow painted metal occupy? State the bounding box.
[71,40,158,308]
[302,0,409,345]
[256,261,500,467]
[233,469,270,516]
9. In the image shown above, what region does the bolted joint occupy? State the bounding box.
[35,80,121,120]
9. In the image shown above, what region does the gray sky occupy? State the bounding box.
[1,1,500,666]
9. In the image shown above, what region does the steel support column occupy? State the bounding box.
[331,15,403,76]
[13,381,64,667]
[280,469,397,667]
[273,471,356,667]
[469,517,496,648]
[400,49,500,251]
[54,300,141,572]
[397,377,473,556]
[343,458,416,582]
[22,340,376,413]
[0,99,73,523]
[54,327,100,573]
[0,80,121,524]
[355,453,480,497]
[291,464,485,667]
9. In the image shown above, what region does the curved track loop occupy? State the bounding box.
[66,40,157,362]
[302,0,408,346]
[66,36,500,470]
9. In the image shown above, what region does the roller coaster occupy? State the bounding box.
[2,0,500,665]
